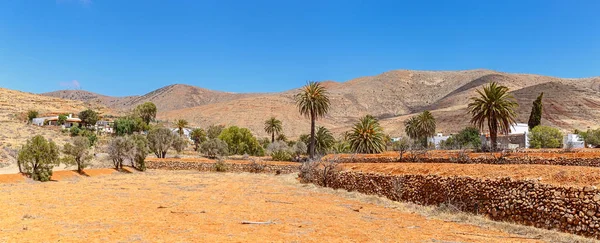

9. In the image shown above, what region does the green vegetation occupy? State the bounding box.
[63,136,93,174]
[172,136,189,154]
[314,126,335,156]
[528,92,544,130]
[264,117,283,143]
[131,134,149,171]
[214,158,228,172]
[27,110,39,123]
[17,135,60,181]
[190,128,207,151]
[78,109,99,128]
[267,140,293,161]
[113,116,147,136]
[207,124,225,139]
[218,126,264,156]
[442,127,481,149]
[175,119,189,137]
[404,110,436,146]
[58,114,68,125]
[348,115,386,154]
[108,136,135,170]
[391,137,411,161]
[577,129,600,147]
[295,81,330,159]
[468,82,519,151]
[147,127,177,158]
[529,126,563,149]
[292,141,308,156]
[200,138,229,158]
[135,102,157,125]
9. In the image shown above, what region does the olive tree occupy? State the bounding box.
[147,127,176,158]
[200,138,229,159]
[79,109,99,128]
[17,135,60,181]
[108,136,135,170]
[172,136,189,154]
[135,102,157,125]
[63,136,93,174]
[131,134,149,171]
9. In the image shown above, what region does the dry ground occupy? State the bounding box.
[0,170,562,243]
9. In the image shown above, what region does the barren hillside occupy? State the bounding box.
[43,69,600,138]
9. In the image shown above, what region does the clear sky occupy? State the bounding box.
[0,0,599,96]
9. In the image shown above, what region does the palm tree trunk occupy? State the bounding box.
[271,132,275,143]
[310,114,316,159]
[490,128,498,151]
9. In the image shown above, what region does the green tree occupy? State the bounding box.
[207,124,225,139]
[174,119,189,137]
[190,128,207,151]
[453,126,482,149]
[314,126,335,156]
[78,109,99,128]
[172,136,189,154]
[27,110,39,123]
[295,81,331,159]
[528,92,544,130]
[17,135,60,181]
[108,136,135,170]
[404,111,436,146]
[58,114,68,125]
[264,117,283,143]
[200,138,229,158]
[348,115,386,154]
[529,126,563,148]
[147,127,177,158]
[218,126,264,156]
[392,137,411,161]
[131,134,149,171]
[468,82,519,151]
[135,102,157,125]
[63,136,93,174]
[578,129,600,147]
[113,116,148,136]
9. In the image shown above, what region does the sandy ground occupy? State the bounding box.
[0,171,545,243]
[343,163,600,188]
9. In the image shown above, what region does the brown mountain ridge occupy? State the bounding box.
[41,69,600,138]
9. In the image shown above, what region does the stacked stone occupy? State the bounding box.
[301,170,600,239]
[145,160,299,174]
[325,155,600,167]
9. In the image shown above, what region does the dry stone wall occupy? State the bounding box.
[146,160,299,174]
[326,155,600,167]
[301,170,600,239]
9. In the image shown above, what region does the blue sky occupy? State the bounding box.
[0,0,599,96]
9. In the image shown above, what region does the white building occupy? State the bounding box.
[510,123,530,148]
[563,134,585,149]
[428,133,450,149]
[171,128,193,141]
[32,114,81,128]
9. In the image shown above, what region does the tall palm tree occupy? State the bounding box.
[264,117,283,143]
[348,115,386,154]
[295,81,330,159]
[468,81,519,151]
[404,110,436,146]
[314,126,335,156]
[175,119,189,137]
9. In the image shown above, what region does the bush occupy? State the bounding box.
[113,116,148,136]
[70,126,82,136]
[391,137,410,161]
[131,134,149,171]
[81,129,98,146]
[529,126,563,149]
[207,125,225,139]
[293,141,308,156]
[78,109,99,128]
[27,110,38,123]
[218,126,264,156]
[578,129,600,148]
[172,136,189,154]
[214,158,228,172]
[147,127,176,158]
[200,138,229,158]
[17,135,60,181]
[267,140,293,161]
[248,158,265,173]
[108,136,135,170]
[63,136,93,174]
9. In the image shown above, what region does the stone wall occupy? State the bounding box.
[146,160,299,174]
[325,154,600,167]
[300,170,600,239]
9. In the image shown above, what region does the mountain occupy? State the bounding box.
[42,69,600,138]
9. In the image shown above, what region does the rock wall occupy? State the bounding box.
[326,155,600,167]
[301,170,600,238]
[146,160,299,174]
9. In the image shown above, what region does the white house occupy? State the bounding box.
[428,133,450,149]
[563,134,585,149]
[510,123,530,148]
[171,128,193,141]
[32,114,81,128]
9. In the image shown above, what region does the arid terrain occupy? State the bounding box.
[1,170,588,243]
[43,69,600,138]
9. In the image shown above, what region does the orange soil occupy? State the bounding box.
[0,168,118,183]
[146,157,299,166]
[0,171,540,242]
[343,163,600,188]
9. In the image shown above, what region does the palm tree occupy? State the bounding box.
[468,82,519,151]
[404,110,436,146]
[295,81,330,159]
[190,128,207,151]
[175,119,189,137]
[314,126,335,156]
[348,115,386,154]
[264,117,283,143]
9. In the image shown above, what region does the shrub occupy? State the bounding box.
[171,136,189,154]
[578,129,600,147]
[206,124,225,139]
[78,109,99,128]
[248,158,265,173]
[267,141,292,161]
[218,126,264,156]
[453,127,482,149]
[147,127,176,158]
[70,126,82,136]
[108,136,135,170]
[529,126,563,149]
[392,137,410,161]
[113,116,148,136]
[200,138,229,158]
[17,135,60,181]
[293,141,308,156]
[27,110,39,123]
[214,158,228,172]
[63,136,93,174]
[131,134,149,171]
[81,129,98,147]
[57,114,68,125]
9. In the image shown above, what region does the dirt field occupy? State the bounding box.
[0,170,550,242]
